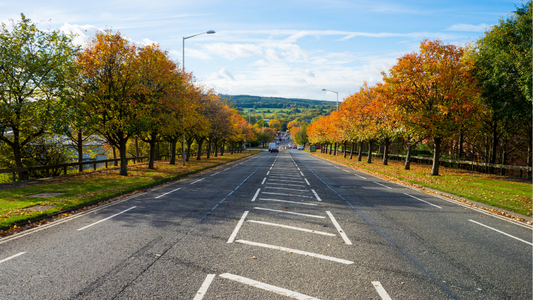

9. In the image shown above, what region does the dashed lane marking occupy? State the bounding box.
[403,193,442,209]
[155,187,181,199]
[77,206,137,231]
[227,211,249,243]
[326,211,352,245]
[0,252,25,264]
[372,281,392,300]
[311,189,322,201]
[193,274,216,300]
[251,188,261,202]
[254,207,325,219]
[247,220,335,236]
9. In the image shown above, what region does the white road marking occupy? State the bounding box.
[311,189,322,201]
[155,187,181,199]
[227,211,249,243]
[342,170,350,173]
[224,168,231,171]
[220,273,321,300]
[304,178,310,186]
[262,177,266,184]
[469,220,533,246]
[270,166,273,170]
[266,183,306,187]
[300,171,304,176]
[354,173,366,179]
[210,172,220,177]
[0,252,25,264]
[191,178,205,185]
[261,192,314,198]
[297,167,301,170]
[259,198,317,206]
[265,186,308,192]
[373,181,392,189]
[77,206,137,231]
[403,193,442,209]
[254,207,325,219]
[247,220,335,236]
[235,240,353,264]
[251,188,261,202]
[326,211,352,245]
[227,191,234,196]
[193,274,216,300]
[372,281,392,300]
[211,204,219,211]
[266,178,304,183]
[267,171,270,176]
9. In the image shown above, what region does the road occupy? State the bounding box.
[0,150,531,299]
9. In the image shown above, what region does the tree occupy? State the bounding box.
[383,39,479,175]
[77,31,141,176]
[0,14,77,179]
[294,125,309,147]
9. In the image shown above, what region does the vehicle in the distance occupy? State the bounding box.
[268,142,276,152]
[270,146,279,153]
[297,145,304,150]
[315,145,321,149]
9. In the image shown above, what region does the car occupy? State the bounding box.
[270,146,279,153]
[315,145,321,149]
[297,146,304,150]
[292,145,297,149]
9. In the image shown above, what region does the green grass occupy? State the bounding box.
[311,152,532,219]
[0,151,260,232]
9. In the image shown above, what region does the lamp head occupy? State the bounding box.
[322,89,327,91]
[206,30,216,34]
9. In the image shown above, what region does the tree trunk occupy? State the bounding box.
[207,139,211,159]
[148,140,156,169]
[404,143,412,170]
[196,137,204,160]
[458,131,463,159]
[112,147,118,166]
[343,141,347,158]
[221,141,225,156]
[135,137,140,163]
[78,131,84,172]
[119,139,128,176]
[169,138,177,165]
[358,142,362,161]
[382,138,390,165]
[349,142,354,159]
[186,138,192,161]
[430,137,442,176]
[12,140,28,181]
[367,140,373,163]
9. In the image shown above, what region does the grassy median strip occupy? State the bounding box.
[0,151,261,232]
[310,152,532,219]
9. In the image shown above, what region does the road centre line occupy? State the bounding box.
[304,178,310,185]
[210,172,220,177]
[251,188,261,201]
[372,281,393,300]
[191,178,205,185]
[342,170,350,173]
[259,198,318,206]
[262,177,266,184]
[300,171,305,176]
[227,211,249,243]
[193,274,216,300]
[211,204,219,211]
[261,192,314,198]
[311,189,322,201]
[270,166,273,170]
[228,191,234,196]
[235,240,353,265]
[78,206,137,231]
[254,207,325,219]
[219,273,320,300]
[267,171,270,176]
[247,220,335,236]
[155,187,181,199]
[0,252,25,264]
[354,173,366,179]
[224,168,231,171]
[469,219,533,246]
[373,181,392,189]
[265,186,308,192]
[326,211,352,245]
[403,193,442,209]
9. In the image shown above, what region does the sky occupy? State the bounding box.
[1,0,527,102]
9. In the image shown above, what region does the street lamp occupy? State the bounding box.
[322,88,339,111]
[182,30,215,166]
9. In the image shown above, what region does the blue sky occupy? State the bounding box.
[2,0,526,101]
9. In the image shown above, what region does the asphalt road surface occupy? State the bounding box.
[0,150,531,299]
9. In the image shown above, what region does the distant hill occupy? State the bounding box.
[220,94,335,109]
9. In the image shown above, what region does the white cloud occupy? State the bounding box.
[204,43,263,60]
[182,48,212,60]
[59,23,101,45]
[215,68,235,81]
[446,23,492,32]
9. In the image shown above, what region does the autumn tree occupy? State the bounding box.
[383,39,479,175]
[0,14,77,179]
[77,31,141,176]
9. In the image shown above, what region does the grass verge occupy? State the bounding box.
[0,151,261,235]
[310,152,532,222]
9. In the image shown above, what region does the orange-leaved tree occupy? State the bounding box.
[382,39,479,175]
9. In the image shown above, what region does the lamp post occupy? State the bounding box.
[322,88,339,155]
[182,30,215,166]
